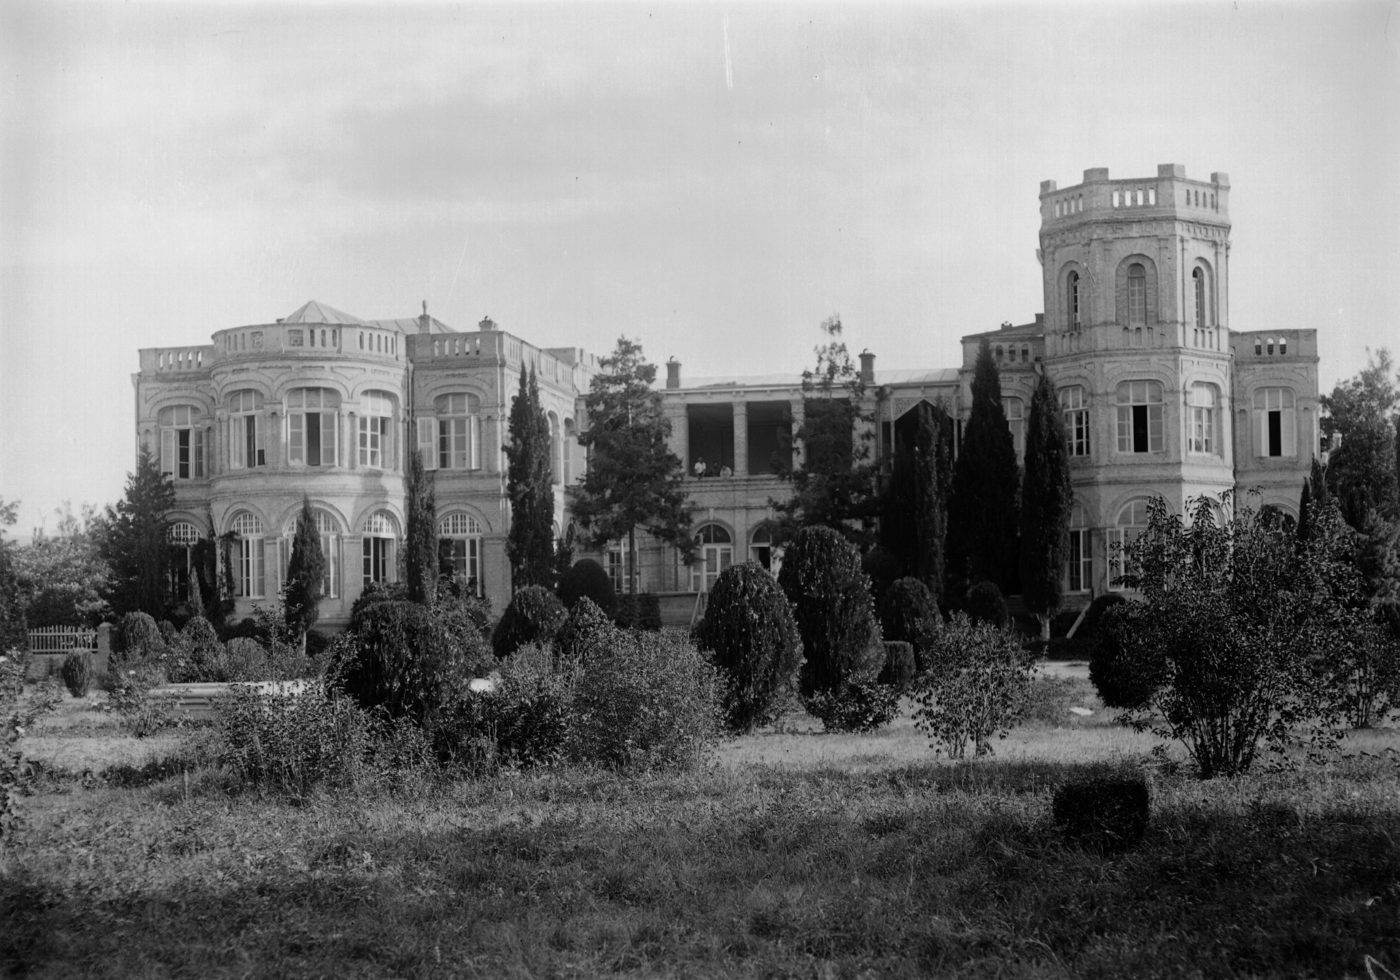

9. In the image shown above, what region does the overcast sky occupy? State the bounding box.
[2,1,1397,537]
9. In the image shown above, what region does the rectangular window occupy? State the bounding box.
[1253,388,1297,458]
[289,411,337,466]
[362,537,393,585]
[1128,277,1146,325]
[1066,529,1091,592]
[237,539,264,598]
[1116,382,1163,453]
[1061,388,1089,456]
[607,544,631,594]
[438,538,481,591]
[437,415,482,470]
[160,426,205,479]
[230,414,265,469]
[359,415,390,468]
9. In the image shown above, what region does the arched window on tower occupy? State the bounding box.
[1127,263,1147,326]
[1066,271,1082,331]
[1193,268,1209,331]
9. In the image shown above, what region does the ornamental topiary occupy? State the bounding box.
[60,650,93,698]
[965,580,1010,630]
[554,597,616,666]
[114,611,166,667]
[492,585,568,658]
[338,600,468,729]
[694,561,803,733]
[1051,764,1151,854]
[878,577,941,672]
[1088,601,1167,711]
[777,526,884,700]
[557,558,616,618]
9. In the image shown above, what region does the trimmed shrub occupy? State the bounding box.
[222,637,268,682]
[493,586,568,658]
[878,641,916,689]
[338,600,468,728]
[554,597,616,665]
[1051,765,1151,854]
[557,558,616,618]
[965,580,1010,630]
[1077,592,1126,641]
[1088,602,1167,711]
[568,629,722,772]
[60,651,93,698]
[694,562,803,733]
[912,613,1035,758]
[777,526,884,699]
[878,577,941,672]
[113,611,166,667]
[169,616,223,683]
[805,681,901,733]
[437,643,570,772]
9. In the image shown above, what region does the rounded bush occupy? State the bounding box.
[777,526,883,698]
[965,580,1010,630]
[222,637,268,681]
[878,577,941,672]
[61,650,93,698]
[554,597,616,665]
[339,600,469,727]
[557,559,616,618]
[170,616,223,682]
[1077,592,1127,641]
[1051,766,1151,854]
[694,561,803,733]
[436,643,570,771]
[1088,602,1167,711]
[878,641,916,689]
[350,581,408,624]
[804,681,901,733]
[493,586,568,658]
[114,611,166,666]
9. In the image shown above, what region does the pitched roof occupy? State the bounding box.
[281,300,367,325]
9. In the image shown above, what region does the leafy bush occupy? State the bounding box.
[113,611,166,667]
[350,581,408,623]
[60,651,93,697]
[493,585,568,658]
[1078,592,1126,639]
[693,562,803,733]
[912,613,1035,758]
[436,644,570,772]
[104,660,171,737]
[804,681,901,733]
[168,616,223,683]
[965,580,1010,630]
[1088,602,1167,711]
[1051,764,1151,854]
[568,629,721,772]
[221,637,269,681]
[877,641,916,689]
[214,682,376,796]
[554,597,615,665]
[557,559,616,617]
[337,600,468,728]
[777,526,883,699]
[878,578,940,671]
[2,651,61,846]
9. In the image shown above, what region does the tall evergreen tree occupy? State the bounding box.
[571,337,693,594]
[1297,457,1332,543]
[1320,348,1399,527]
[947,338,1021,596]
[283,496,325,636]
[505,365,556,590]
[773,316,880,545]
[1019,370,1074,639]
[404,421,437,605]
[97,447,176,619]
[879,400,951,603]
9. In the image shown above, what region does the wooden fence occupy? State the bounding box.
[27,626,98,655]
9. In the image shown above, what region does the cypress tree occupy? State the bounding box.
[1019,370,1074,640]
[283,496,325,636]
[404,420,437,605]
[947,338,1021,596]
[98,447,176,619]
[880,400,951,604]
[506,365,556,590]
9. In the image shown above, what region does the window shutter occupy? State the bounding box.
[1254,409,1268,458]
[289,413,304,464]
[1282,406,1296,457]
[160,428,175,476]
[194,428,205,477]
[417,417,437,470]
[321,411,337,466]
[470,414,483,470]
[253,414,264,465]
[230,418,244,469]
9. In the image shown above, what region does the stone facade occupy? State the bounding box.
[134,165,1317,624]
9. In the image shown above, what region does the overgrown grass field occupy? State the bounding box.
[4,675,1399,979]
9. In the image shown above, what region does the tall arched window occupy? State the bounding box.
[438,512,483,594]
[1115,381,1164,454]
[158,405,205,480]
[230,511,265,599]
[691,524,733,592]
[1066,270,1082,331]
[1109,498,1152,589]
[167,521,201,604]
[1127,263,1147,325]
[280,508,342,599]
[1193,267,1209,329]
[361,510,399,585]
[227,390,265,470]
[286,388,339,467]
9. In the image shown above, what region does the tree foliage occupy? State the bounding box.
[1321,348,1399,527]
[506,365,556,591]
[571,337,693,593]
[694,561,803,733]
[283,497,325,636]
[1115,494,1374,777]
[0,499,27,654]
[879,400,952,602]
[876,577,940,672]
[948,338,1020,596]
[776,525,883,699]
[492,585,567,658]
[404,423,437,605]
[98,447,176,620]
[773,316,880,546]
[1019,371,1074,637]
[12,502,110,628]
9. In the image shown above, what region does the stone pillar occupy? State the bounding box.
[347,411,358,469]
[732,402,748,476]
[262,538,280,601]
[665,402,689,470]
[268,409,283,470]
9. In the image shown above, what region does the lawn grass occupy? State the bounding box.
[4,677,1399,979]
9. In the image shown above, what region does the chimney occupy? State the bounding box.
[479,315,497,332]
[417,300,431,334]
[666,357,681,389]
[859,349,875,385]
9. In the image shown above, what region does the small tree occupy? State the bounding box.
[1019,371,1074,639]
[492,585,567,658]
[912,613,1035,758]
[283,497,325,638]
[947,338,1020,596]
[571,337,693,594]
[694,561,803,733]
[98,447,176,619]
[404,421,437,605]
[877,577,940,672]
[776,525,883,699]
[506,365,556,590]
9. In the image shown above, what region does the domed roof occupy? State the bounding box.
[280,300,366,325]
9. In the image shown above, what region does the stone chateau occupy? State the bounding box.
[134,165,1317,627]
